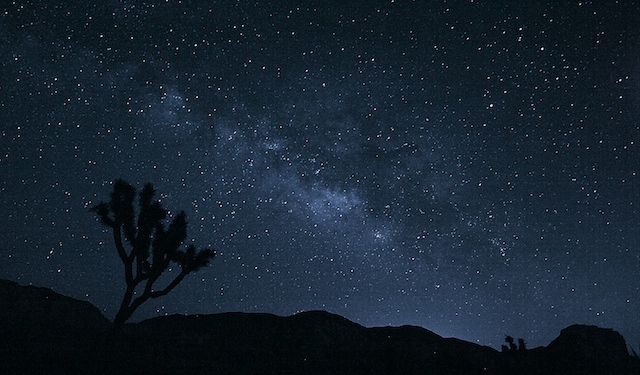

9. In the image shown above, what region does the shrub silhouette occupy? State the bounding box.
[91,179,215,328]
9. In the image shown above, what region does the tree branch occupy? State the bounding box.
[114,226,133,285]
[149,270,188,299]
[125,269,187,318]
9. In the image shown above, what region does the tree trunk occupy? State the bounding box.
[113,284,137,329]
[113,306,133,329]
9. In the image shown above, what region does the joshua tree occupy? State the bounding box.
[91,179,215,328]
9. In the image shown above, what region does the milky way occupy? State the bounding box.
[1,1,639,347]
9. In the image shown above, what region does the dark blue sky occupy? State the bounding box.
[1,0,639,348]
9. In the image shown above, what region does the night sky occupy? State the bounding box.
[1,0,639,348]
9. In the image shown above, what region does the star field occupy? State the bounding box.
[1,1,639,348]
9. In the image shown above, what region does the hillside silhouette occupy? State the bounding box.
[1,278,638,374]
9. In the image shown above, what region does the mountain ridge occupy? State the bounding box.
[1,278,637,374]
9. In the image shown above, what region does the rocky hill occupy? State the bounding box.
[0,279,638,374]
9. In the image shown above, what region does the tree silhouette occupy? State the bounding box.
[91,179,215,328]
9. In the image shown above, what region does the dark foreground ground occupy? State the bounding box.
[1,278,638,374]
